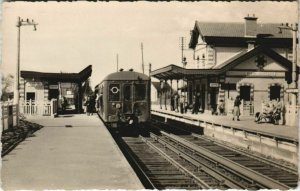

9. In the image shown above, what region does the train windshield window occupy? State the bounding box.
[109,84,120,101]
[135,84,146,101]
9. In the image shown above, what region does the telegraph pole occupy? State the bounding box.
[149,63,152,76]
[180,37,187,108]
[141,43,145,74]
[14,17,38,126]
[278,23,298,106]
[180,37,186,68]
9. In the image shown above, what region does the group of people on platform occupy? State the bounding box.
[169,92,205,115]
[84,95,96,116]
[168,93,283,125]
[255,98,283,125]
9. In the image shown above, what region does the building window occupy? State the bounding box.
[270,85,281,101]
[26,92,35,101]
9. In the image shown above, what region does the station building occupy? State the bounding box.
[19,65,92,114]
[151,16,297,118]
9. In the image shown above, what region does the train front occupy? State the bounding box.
[106,71,151,128]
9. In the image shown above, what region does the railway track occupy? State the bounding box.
[155,122,299,188]
[109,124,298,189]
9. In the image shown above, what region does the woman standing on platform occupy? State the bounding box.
[233,96,241,121]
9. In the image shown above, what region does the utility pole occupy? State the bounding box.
[116,54,119,72]
[14,17,38,126]
[141,43,144,74]
[180,37,187,108]
[149,62,152,76]
[278,23,298,106]
[180,37,186,68]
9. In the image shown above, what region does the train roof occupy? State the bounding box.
[100,71,149,83]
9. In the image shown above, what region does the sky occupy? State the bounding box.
[1,2,298,87]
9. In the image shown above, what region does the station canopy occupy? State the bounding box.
[150,64,217,80]
[150,46,292,81]
[21,65,92,83]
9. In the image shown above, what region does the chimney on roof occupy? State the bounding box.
[244,14,258,37]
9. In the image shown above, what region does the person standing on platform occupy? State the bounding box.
[171,94,175,111]
[174,93,179,112]
[218,100,225,115]
[89,95,96,115]
[62,96,68,112]
[233,96,241,121]
[192,94,200,114]
[85,96,91,115]
[180,94,185,114]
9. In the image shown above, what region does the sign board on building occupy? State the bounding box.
[65,94,74,98]
[49,85,59,89]
[286,88,298,93]
[67,90,72,95]
[210,83,219,87]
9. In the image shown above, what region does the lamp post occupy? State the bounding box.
[14,17,38,125]
[278,23,298,106]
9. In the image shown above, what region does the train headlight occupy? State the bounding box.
[112,103,116,106]
[129,119,133,124]
[116,103,121,109]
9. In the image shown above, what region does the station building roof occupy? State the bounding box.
[189,20,293,49]
[21,65,92,83]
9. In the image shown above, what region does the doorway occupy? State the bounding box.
[240,86,251,101]
[239,85,252,116]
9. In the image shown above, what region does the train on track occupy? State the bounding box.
[95,69,151,128]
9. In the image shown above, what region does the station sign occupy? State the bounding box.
[65,94,74,98]
[286,88,298,93]
[210,83,219,87]
[49,85,59,89]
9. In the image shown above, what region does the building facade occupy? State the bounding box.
[151,16,298,122]
[20,65,92,114]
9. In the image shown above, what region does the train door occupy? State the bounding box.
[123,84,133,114]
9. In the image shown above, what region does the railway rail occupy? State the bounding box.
[107,123,298,189]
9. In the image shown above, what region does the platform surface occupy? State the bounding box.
[1,114,143,190]
[152,105,298,141]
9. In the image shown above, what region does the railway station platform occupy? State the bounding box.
[151,105,298,165]
[1,114,143,190]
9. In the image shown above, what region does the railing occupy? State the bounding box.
[1,101,17,132]
[20,99,57,117]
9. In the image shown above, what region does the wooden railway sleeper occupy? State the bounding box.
[193,133,298,175]
[150,133,244,189]
[139,135,210,189]
[160,131,291,190]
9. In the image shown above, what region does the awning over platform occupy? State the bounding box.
[150,64,217,80]
[21,65,92,83]
[150,46,293,81]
